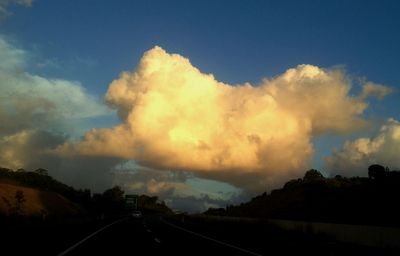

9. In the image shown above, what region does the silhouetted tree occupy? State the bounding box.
[34,168,49,176]
[368,164,386,179]
[136,195,171,213]
[284,178,302,189]
[12,190,26,216]
[303,169,324,181]
[94,186,125,214]
[102,186,124,202]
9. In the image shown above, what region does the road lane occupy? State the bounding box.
[142,214,262,256]
[160,217,262,256]
[54,214,397,256]
[57,214,264,256]
[57,217,129,256]
[62,217,161,255]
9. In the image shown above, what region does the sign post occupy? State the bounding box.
[125,194,138,210]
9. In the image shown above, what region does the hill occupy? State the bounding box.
[0,167,172,218]
[205,167,400,227]
[0,167,92,218]
[0,182,83,217]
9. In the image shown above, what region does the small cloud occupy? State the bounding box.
[0,0,33,19]
[111,162,244,212]
[73,55,97,68]
[166,193,246,213]
[16,0,33,7]
[325,118,400,176]
[112,164,192,198]
[359,82,392,100]
[36,58,61,69]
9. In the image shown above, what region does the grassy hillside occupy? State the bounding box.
[0,167,91,218]
[0,167,172,218]
[0,182,83,217]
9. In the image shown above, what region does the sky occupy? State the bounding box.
[0,0,399,212]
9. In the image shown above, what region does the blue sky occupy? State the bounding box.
[4,1,400,127]
[6,1,399,118]
[5,1,400,88]
[1,0,400,211]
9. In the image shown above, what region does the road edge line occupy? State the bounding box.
[56,217,129,256]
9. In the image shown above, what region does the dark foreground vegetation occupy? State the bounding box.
[205,165,400,227]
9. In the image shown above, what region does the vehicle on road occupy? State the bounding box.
[132,210,142,218]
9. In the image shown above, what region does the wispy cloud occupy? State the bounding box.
[359,82,393,100]
[0,35,109,135]
[0,35,109,170]
[0,0,33,19]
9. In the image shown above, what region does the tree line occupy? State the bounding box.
[205,165,400,227]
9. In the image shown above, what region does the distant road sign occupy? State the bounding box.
[125,195,138,209]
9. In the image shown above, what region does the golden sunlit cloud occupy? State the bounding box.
[56,46,390,190]
[325,118,400,176]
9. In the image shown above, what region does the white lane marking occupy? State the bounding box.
[57,217,129,256]
[154,238,161,243]
[147,229,151,233]
[161,218,262,256]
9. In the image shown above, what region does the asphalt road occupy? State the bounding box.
[4,213,396,255]
[59,215,263,256]
[54,214,400,256]
[0,214,400,256]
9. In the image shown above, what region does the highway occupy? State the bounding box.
[54,213,398,256]
[3,213,396,255]
[58,215,263,256]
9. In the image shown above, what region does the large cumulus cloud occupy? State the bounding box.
[57,46,389,191]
